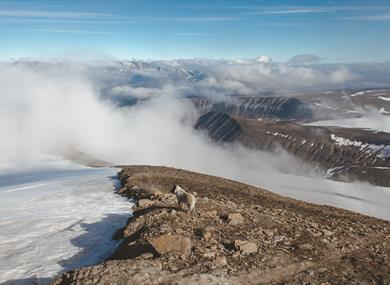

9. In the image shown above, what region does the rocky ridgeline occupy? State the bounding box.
[54,166,390,284]
[196,111,390,187]
[192,97,314,121]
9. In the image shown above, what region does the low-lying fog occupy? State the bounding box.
[1,61,390,284]
[306,116,390,133]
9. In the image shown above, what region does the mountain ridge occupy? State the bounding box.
[53,165,390,285]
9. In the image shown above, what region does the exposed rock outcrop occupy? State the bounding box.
[196,111,390,186]
[53,166,390,284]
[194,111,243,142]
[192,97,313,121]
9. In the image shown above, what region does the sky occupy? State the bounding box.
[0,0,390,62]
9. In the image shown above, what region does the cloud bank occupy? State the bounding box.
[1,61,390,221]
[7,58,390,106]
[1,59,389,177]
[0,59,387,174]
[0,65,312,184]
[82,59,390,102]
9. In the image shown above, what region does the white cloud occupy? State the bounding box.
[0,18,134,24]
[330,66,360,83]
[23,29,124,35]
[6,58,389,105]
[68,58,388,103]
[255,55,272,64]
[2,61,390,223]
[170,32,210,36]
[345,14,390,21]
[263,8,330,14]
[111,85,175,98]
[0,10,114,19]
[0,65,311,182]
[135,16,237,22]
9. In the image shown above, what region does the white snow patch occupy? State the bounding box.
[305,115,390,133]
[350,91,365,97]
[378,96,390,102]
[248,172,390,221]
[330,134,390,157]
[313,102,336,110]
[325,166,346,178]
[0,167,132,284]
[266,131,289,139]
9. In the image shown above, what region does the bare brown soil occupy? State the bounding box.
[53,165,390,284]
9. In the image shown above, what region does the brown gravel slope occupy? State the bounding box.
[54,165,390,285]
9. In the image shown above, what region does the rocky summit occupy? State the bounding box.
[53,166,390,285]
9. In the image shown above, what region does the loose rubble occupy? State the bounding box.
[53,166,390,284]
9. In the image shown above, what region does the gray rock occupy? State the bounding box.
[149,234,192,256]
[234,240,258,255]
[213,255,227,267]
[226,213,245,225]
[138,198,154,208]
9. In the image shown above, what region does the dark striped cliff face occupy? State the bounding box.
[194,112,243,142]
[195,111,390,186]
[192,97,314,121]
[192,89,390,124]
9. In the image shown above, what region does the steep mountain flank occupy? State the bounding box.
[194,111,243,142]
[192,97,314,121]
[192,89,390,124]
[196,112,390,186]
[53,166,390,284]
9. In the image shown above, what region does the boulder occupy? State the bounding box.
[225,213,245,225]
[299,243,314,251]
[123,217,145,237]
[202,210,218,218]
[155,193,178,207]
[213,255,227,267]
[138,199,154,208]
[200,226,214,240]
[203,252,216,259]
[149,234,191,256]
[234,240,258,255]
[202,231,212,241]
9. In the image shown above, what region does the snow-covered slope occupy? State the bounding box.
[0,167,132,285]
[250,172,390,221]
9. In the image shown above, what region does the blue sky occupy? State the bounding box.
[0,0,390,62]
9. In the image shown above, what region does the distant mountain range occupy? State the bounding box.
[3,59,390,104]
